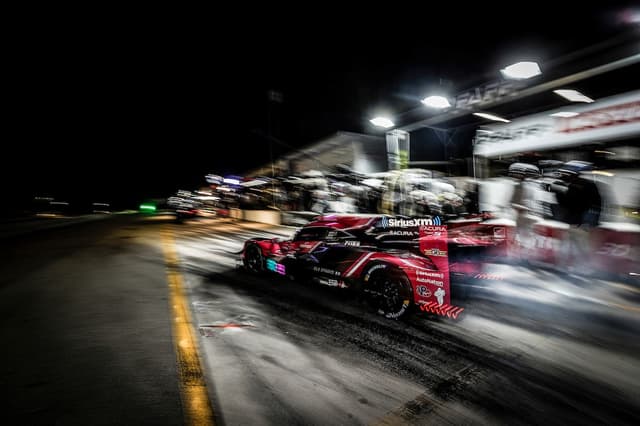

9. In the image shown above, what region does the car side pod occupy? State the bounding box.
[418,301,465,319]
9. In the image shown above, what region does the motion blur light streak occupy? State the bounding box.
[591,170,615,176]
[473,112,511,123]
[139,203,156,212]
[199,323,254,328]
[550,111,580,118]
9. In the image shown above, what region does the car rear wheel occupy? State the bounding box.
[362,264,413,320]
[244,244,264,273]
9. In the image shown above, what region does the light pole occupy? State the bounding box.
[267,90,283,208]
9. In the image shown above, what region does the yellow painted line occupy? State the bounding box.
[162,231,215,426]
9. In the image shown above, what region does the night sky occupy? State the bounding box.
[6,3,639,211]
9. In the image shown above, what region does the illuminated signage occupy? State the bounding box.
[455,81,521,110]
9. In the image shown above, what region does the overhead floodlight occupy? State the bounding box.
[370,117,395,128]
[550,111,580,118]
[554,89,594,103]
[501,61,542,79]
[473,112,511,123]
[421,95,451,109]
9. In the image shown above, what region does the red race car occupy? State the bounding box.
[241,214,512,319]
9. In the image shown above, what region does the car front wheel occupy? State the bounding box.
[244,244,264,274]
[362,263,413,320]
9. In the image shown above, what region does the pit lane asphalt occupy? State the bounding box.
[176,216,640,425]
[1,214,638,425]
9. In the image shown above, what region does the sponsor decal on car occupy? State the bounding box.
[416,285,431,297]
[425,248,448,257]
[380,216,442,228]
[324,278,346,288]
[387,230,419,236]
[313,266,341,276]
[415,269,445,287]
[416,277,444,286]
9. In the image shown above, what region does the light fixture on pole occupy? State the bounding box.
[553,89,594,103]
[421,95,451,109]
[500,61,542,79]
[370,116,395,128]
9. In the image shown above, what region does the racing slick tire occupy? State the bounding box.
[243,244,264,274]
[362,263,414,320]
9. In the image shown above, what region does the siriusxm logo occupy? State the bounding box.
[380,216,441,228]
